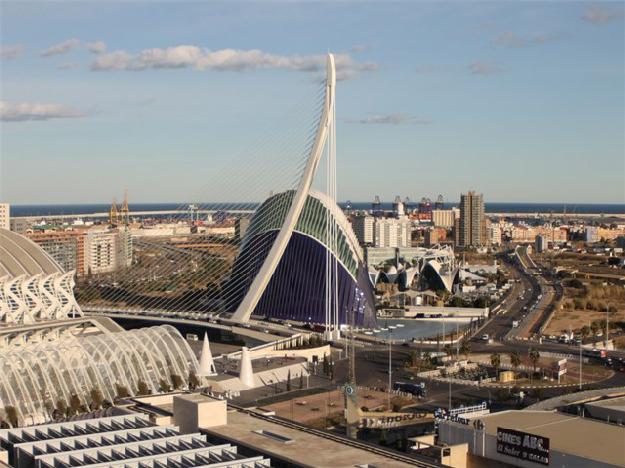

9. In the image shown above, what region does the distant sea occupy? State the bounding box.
[10,201,625,217]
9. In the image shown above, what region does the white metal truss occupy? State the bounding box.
[0,325,199,426]
[0,271,82,325]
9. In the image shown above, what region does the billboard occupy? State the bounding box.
[496,427,550,465]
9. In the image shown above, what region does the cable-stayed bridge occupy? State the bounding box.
[74,54,377,337]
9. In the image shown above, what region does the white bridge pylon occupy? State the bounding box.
[232,54,337,326]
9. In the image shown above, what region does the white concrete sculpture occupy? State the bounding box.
[198,333,217,376]
[238,346,255,388]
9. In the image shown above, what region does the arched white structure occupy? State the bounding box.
[232,54,336,323]
[0,325,199,426]
[0,272,82,324]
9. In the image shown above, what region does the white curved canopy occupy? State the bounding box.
[0,325,199,426]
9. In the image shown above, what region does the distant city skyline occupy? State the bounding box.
[1,1,624,204]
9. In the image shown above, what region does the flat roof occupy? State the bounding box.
[204,410,434,467]
[586,395,625,410]
[477,410,625,466]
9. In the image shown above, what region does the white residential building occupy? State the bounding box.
[84,229,132,274]
[351,214,374,245]
[0,203,9,230]
[488,224,502,245]
[432,209,457,228]
[374,218,411,248]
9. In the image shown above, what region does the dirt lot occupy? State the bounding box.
[544,308,625,335]
[470,353,612,385]
[262,388,392,425]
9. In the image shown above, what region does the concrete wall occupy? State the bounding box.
[173,395,227,434]
[250,344,331,363]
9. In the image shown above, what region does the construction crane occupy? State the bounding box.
[109,198,119,226]
[120,189,130,226]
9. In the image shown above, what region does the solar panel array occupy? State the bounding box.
[0,414,270,468]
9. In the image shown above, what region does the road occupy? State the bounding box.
[336,341,625,412]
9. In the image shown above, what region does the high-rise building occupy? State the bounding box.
[351,214,374,245]
[0,203,9,230]
[432,209,456,228]
[459,191,485,247]
[373,218,411,248]
[83,229,132,275]
[29,231,79,272]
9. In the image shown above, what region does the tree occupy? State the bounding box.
[580,326,590,342]
[170,374,184,390]
[286,369,292,392]
[137,380,151,395]
[90,388,104,410]
[490,353,501,374]
[54,400,67,420]
[509,351,521,373]
[69,394,82,416]
[590,321,599,336]
[528,349,540,374]
[115,384,130,398]
[159,379,171,393]
[4,406,18,428]
[460,341,471,360]
[188,372,200,391]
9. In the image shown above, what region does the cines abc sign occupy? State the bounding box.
[496,427,550,465]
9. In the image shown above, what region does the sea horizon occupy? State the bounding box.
[8,201,625,217]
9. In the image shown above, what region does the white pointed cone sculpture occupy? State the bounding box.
[239,346,255,388]
[198,333,217,376]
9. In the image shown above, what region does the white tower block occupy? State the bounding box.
[239,346,255,388]
[198,333,217,376]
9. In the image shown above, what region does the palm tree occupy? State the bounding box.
[528,349,540,374]
[590,321,599,336]
[490,353,501,374]
[509,351,521,374]
[460,341,471,360]
[580,326,590,343]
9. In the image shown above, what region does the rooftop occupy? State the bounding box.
[203,409,435,468]
[475,410,625,466]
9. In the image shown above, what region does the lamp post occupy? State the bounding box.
[387,325,396,410]
[579,339,583,391]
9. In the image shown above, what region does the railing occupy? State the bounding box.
[450,402,487,417]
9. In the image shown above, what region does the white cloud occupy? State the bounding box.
[1,44,24,60]
[494,32,558,48]
[346,113,431,125]
[469,61,504,75]
[41,39,80,57]
[87,41,107,54]
[582,5,623,24]
[57,62,80,70]
[0,101,86,122]
[91,46,376,80]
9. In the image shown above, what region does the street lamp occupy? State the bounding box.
[387,325,396,410]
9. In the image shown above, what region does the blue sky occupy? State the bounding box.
[1,1,624,205]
